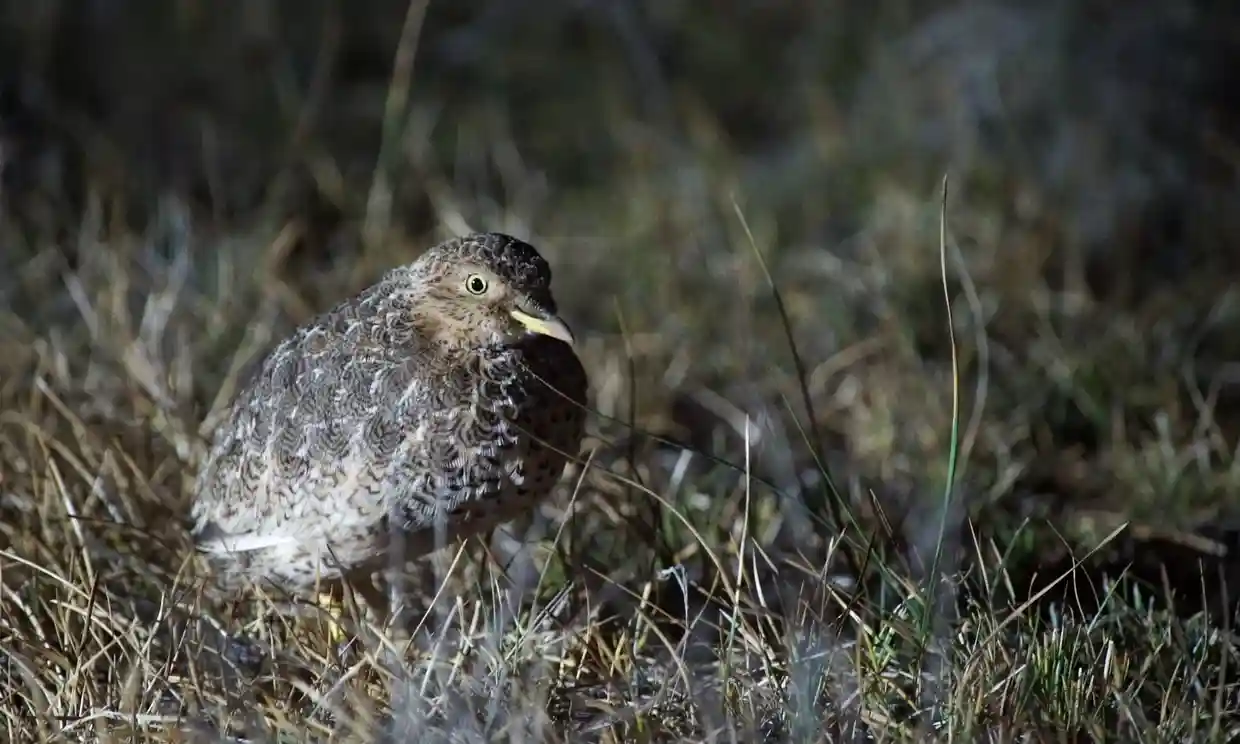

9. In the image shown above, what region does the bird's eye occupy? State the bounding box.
[465,274,489,295]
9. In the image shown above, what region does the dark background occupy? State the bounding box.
[3,1,1237,284]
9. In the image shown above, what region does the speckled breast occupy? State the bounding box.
[394,335,587,537]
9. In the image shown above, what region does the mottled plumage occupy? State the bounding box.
[190,233,588,598]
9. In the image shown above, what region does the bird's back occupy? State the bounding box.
[191,278,442,590]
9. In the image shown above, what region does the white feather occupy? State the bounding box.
[197,532,300,554]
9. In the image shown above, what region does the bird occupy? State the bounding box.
[189,232,588,627]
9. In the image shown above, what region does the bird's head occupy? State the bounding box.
[407,232,576,350]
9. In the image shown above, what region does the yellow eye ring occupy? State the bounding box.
[465,274,489,295]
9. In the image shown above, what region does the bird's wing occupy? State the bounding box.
[190,288,437,554]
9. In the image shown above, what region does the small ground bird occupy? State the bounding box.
[189,232,588,625]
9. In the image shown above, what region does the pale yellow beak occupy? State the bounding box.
[510,307,576,346]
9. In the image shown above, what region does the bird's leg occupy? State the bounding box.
[371,527,447,672]
[384,566,414,646]
[348,572,391,625]
[386,555,444,643]
[379,554,454,729]
[329,571,391,667]
[490,512,542,624]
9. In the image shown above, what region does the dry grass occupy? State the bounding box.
[3,1,1240,741]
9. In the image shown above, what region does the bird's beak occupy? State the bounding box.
[510,307,576,346]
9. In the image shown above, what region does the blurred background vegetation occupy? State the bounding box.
[3,0,1240,739]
